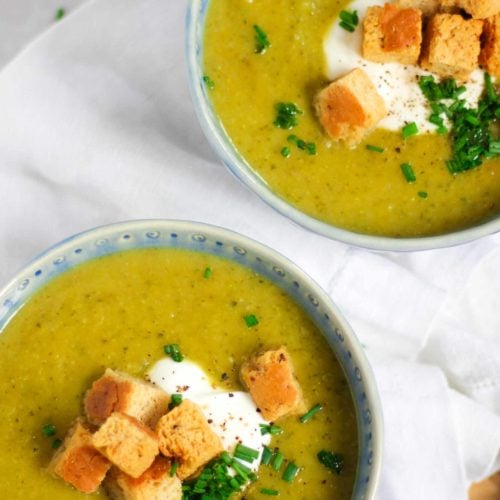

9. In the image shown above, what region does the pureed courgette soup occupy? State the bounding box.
[203,0,500,238]
[0,248,357,499]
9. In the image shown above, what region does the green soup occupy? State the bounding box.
[203,0,500,237]
[0,248,357,499]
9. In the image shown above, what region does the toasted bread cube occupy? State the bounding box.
[48,418,111,494]
[314,68,387,147]
[394,0,440,17]
[156,400,223,479]
[441,0,499,19]
[420,14,483,80]
[84,368,169,428]
[92,412,159,478]
[105,457,182,500]
[480,15,500,77]
[363,4,423,65]
[240,346,306,422]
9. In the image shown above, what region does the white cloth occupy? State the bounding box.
[0,1,499,498]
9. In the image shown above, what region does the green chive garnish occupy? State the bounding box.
[272,452,284,471]
[339,10,358,32]
[52,438,63,449]
[170,461,179,477]
[164,344,184,362]
[244,314,259,328]
[203,267,212,279]
[203,75,215,90]
[402,122,419,139]
[42,424,56,438]
[254,25,270,54]
[234,443,259,463]
[169,394,183,410]
[339,21,355,32]
[317,450,343,474]
[418,191,428,199]
[366,144,384,153]
[300,403,323,423]
[281,146,291,158]
[274,103,302,129]
[282,462,300,482]
[55,8,65,21]
[260,488,279,496]
[400,163,416,183]
[261,445,273,465]
[259,423,283,436]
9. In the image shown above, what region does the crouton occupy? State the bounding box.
[84,368,169,428]
[441,0,500,19]
[105,457,182,500]
[363,4,423,65]
[48,418,111,494]
[394,0,440,17]
[156,400,223,479]
[240,346,306,422]
[480,15,500,77]
[420,14,483,80]
[314,68,387,147]
[92,412,159,478]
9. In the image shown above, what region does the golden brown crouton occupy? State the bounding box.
[48,418,111,494]
[240,346,306,422]
[92,412,159,478]
[314,68,387,147]
[84,368,169,428]
[156,400,223,480]
[480,15,500,77]
[420,14,483,80]
[105,457,182,500]
[441,0,500,19]
[363,4,423,65]
[394,0,440,17]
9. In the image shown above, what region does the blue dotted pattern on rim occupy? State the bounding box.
[0,225,377,499]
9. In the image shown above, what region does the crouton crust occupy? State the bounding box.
[363,4,423,65]
[420,14,483,80]
[480,15,500,77]
[48,418,111,494]
[84,368,169,428]
[105,457,182,500]
[441,0,500,20]
[240,346,306,422]
[156,400,223,480]
[394,0,440,17]
[92,412,159,479]
[314,68,387,147]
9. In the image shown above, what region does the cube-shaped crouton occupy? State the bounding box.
[105,457,182,500]
[156,400,223,479]
[420,14,483,80]
[314,68,387,147]
[441,0,499,19]
[480,15,500,77]
[363,4,423,65]
[395,0,440,17]
[92,412,159,478]
[48,418,111,494]
[84,368,169,428]
[240,346,306,422]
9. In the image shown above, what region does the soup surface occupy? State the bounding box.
[203,0,500,237]
[0,248,357,499]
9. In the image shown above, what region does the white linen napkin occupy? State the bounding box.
[0,1,498,498]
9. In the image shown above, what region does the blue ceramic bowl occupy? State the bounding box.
[186,0,500,251]
[0,220,382,499]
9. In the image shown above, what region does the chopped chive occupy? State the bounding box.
[259,423,283,436]
[234,443,259,463]
[318,450,343,474]
[300,403,323,423]
[274,102,302,129]
[203,267,212,279]
[260,488,279,496]
[202,75,215,90]
[400,163,416,183]
[169,393,183,410]
[418,191,428,199]
[272,452,284,471]
[244,314,259,328]
[232,460,250,480]
[339,21,355,32]
[52,438,63,449]
[402,122,419,139]
[170,461,179,477]
[42,424,56,438]
[282,462,300,482]
[306,142,316,155]
[254,25,270,54]
[287,134,298,144]
[55,8,65,21]
[220,451,232,465]
[164,343,184,362]
[281,146,291,158]
[366,144,384,153]
[339,9,358,32]
[261,445,273,465]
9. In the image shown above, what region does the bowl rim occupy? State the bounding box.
[185,0,500,252]
[0,218,383,499]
